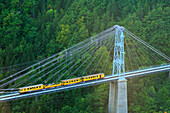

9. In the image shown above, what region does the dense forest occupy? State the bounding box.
[0,0,169,113]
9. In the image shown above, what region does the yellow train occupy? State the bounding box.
[19,73,104,93]
[19,84,44,93]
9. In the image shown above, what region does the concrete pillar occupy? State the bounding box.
[117,79,128,113]
[108,79,128,113]
[108,81,117,113]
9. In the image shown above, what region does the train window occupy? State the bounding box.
[97,76,98,77]
[71,80,73,82]
[77,80,78,81]
[27,88,29,90]
[39,86,41,88]
[91,77,93,78]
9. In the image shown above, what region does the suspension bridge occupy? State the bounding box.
[0,25,169,113]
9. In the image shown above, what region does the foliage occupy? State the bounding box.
[0,0,169,112]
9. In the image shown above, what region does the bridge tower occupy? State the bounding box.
[108,25,128,113]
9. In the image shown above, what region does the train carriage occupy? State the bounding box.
[19,84,44,93]
[44,83,62,89]
[82,73,104,82]
[61,77,82,86]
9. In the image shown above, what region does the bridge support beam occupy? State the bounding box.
[108,79,128,113]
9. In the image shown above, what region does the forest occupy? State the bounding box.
[0,0,169,113]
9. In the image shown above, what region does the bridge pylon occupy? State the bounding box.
[108,25,128,113]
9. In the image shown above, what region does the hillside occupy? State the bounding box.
[0,0,169,112]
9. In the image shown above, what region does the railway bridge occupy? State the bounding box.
[0,25,169,113]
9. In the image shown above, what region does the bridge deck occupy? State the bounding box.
[0,64,169,102]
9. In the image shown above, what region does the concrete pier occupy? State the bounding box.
[108,79,128,113]
[117,79,128,113]
[108,81,117,113]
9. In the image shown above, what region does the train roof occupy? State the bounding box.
[83,73,104,78]
[61,77,81,82]
[19,84,43,89]
[61,73,104,82]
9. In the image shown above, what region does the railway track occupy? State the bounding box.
[0,64,169,102]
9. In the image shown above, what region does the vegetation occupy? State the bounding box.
[0,0,169,112]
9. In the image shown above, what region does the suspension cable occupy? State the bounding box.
[52,35,112,82]
[125,29,170,61]
[66,32,114,79]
